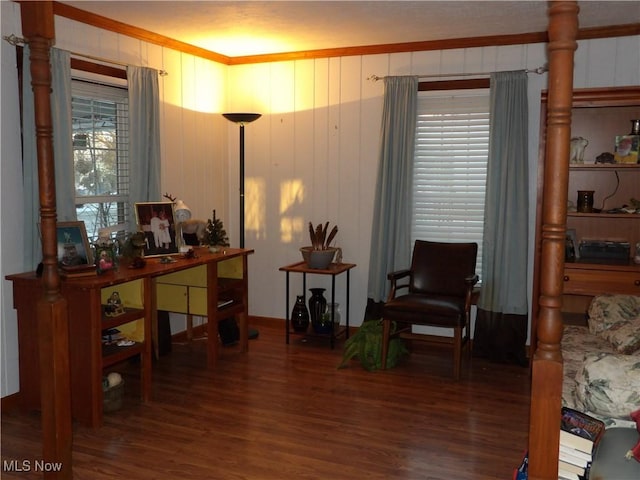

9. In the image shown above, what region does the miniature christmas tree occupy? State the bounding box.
[205,210,229,247]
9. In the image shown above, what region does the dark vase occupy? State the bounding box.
[309,288,331,334]
[291,295,310,333]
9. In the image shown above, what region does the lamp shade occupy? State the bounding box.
[174,199,192,223]
[223,113,262,124]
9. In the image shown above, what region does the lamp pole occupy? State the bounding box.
[222,113,262,342]
[222,113,261,248]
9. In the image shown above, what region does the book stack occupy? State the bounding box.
[558,407,605,480]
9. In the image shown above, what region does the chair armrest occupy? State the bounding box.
[463,275,480,312]
[387,269,411,281]
[464,274,479,287]
[386,269,411,301]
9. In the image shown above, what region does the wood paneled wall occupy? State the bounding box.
[1,2,639,398]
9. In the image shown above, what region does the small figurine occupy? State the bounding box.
[569,137,588,164]
[95,229,117,274]
[595,152,615,164]
[105,291,125,317]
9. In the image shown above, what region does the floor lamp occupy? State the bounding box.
[222,113,261,248]
[223,113,261,341]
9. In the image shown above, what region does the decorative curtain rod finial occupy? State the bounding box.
[3,34,26,46]
[530,64,549,75]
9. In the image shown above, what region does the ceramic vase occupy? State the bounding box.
[577,190,595,213]
[309,288,331,334]
[291,295,310,333]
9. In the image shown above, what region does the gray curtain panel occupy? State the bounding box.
[127,65,161,220]
[473,70,529,365]
[367,76,418,305]
[22,46,74,271]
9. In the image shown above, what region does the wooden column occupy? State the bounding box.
[21,2,73,478]
[528,2,578,479]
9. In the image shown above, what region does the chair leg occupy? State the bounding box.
[453,326,462,381]
[381,318,391,369]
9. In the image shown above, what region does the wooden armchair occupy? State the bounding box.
[381,240,479,380]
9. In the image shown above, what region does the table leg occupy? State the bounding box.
[285,271,290,344]
[330,273,336,349]
[346,269,350,339]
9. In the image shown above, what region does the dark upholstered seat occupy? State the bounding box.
[381,240,478,380]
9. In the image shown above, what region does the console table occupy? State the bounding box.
[279,261,355,348]
[7,247,253,427]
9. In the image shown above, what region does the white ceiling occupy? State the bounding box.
[61,1,640,58]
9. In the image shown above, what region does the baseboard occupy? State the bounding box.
[170,315,284,342]
[248,315,358,337]
[1,392,21,412]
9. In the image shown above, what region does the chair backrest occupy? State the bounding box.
[410,240,478,297]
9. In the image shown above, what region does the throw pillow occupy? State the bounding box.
[587,294,640,335]
[574,352,640,420]
[598,317,640,354]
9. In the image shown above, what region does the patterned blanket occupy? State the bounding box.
[561,295,640,429]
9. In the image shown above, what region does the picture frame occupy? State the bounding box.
[95,243,116,274]
[566,228,579,261]
[613,135,639,164]
[55,221,93,267]
[134,202,179,257]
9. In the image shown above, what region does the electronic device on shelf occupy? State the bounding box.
[579,240,630,263]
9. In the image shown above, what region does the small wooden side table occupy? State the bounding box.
[279,261,356,348]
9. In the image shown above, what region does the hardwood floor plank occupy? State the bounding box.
[2,323,530,479]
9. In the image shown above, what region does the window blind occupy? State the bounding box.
[72,80,130,239]
[412,90,490,276]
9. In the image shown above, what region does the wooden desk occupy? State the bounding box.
[7,247,253,427]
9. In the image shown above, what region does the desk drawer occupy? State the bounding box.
[188,287,207,316]
[156,284,208,315]
[563,268,640,296]
[156,284,188,312]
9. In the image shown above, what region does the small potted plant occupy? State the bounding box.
[338,318,408,371]
[300,222,339,269]
[205,210,229,252]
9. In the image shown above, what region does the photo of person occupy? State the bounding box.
[134,202,179,256]
[614,135,639,164]
[54,222,93,266]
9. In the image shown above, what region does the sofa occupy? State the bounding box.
[562,294,640,429]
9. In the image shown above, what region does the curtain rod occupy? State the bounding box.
[367,65,548,82]
[3,34,168,76]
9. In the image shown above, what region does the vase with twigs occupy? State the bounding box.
[300,222,339,269]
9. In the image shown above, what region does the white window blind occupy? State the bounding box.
[72,80,130,240]
[412,90,490,276]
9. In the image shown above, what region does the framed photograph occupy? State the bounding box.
[134,202,179,257]
[566,228,579,261]
[95,244,116,274]
[614,135,639,164]
[55,221,93,267]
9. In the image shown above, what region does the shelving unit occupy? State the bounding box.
[7,247,253,427]
[533,86,640,318]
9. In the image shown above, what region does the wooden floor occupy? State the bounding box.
[1,320,531,479]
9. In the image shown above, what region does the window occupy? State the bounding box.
[412,90,490,276]
[72,80,129,240]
